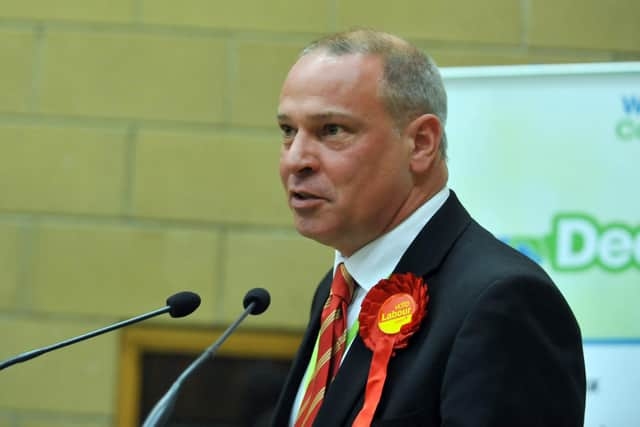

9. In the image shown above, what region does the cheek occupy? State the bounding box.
[351,158,411,203]
[278,158,287,186]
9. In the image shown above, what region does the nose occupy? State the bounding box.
[280,131,318,177]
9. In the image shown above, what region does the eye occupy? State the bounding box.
[322,124,343,136]
[279,124,296,139]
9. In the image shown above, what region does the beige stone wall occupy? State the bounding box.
[1,0,638,425]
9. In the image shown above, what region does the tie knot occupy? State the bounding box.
[331,263,355,305]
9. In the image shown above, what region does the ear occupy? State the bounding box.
[406,114,442,174]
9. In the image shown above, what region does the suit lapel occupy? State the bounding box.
[395,190,471,277]
[312,191,472,426]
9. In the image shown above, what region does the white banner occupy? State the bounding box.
[443,62,640,425]
[584,341,640,427]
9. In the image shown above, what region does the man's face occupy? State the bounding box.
[278,52,415,256]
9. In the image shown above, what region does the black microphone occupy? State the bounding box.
[243,287,271,315]
[142,287,271,427]
[0,291,201,371]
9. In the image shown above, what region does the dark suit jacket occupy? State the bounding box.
[272,192,586,426]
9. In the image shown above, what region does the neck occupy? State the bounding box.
[382,161,448,234]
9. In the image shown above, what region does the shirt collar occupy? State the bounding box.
[333,186,450,293]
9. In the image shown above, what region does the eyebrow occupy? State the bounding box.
[276,111,356,122]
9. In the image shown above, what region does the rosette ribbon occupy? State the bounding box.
[353,272,428,427]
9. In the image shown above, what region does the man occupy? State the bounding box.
[272,30,585,427]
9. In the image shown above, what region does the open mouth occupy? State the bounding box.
[293,191,317,200]
[289,190,326,208]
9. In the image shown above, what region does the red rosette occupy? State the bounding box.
[359,273,428,354]
[353,272,428,427]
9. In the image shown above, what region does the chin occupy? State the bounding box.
[294,219,338,248]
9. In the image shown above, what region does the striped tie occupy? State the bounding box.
[294,263,355,427]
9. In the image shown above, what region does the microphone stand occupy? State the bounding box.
[0,307,170,371]
[141,301,257,427]
[0,292,200,372]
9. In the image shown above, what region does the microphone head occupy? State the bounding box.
[166,291,201,318]
[243,288,270,315]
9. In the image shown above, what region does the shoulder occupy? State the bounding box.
[437,218,555,295]
[434,223,585,424]
[423,217,580,343]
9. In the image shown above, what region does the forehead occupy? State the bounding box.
[278,52,387,119]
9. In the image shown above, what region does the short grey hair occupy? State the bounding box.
[300,29,448,159]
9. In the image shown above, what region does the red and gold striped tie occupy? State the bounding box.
[294,263,355,427]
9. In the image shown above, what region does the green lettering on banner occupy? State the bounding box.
[551,213,598,271]
[615,118,640,141]
[550,213,640,272]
